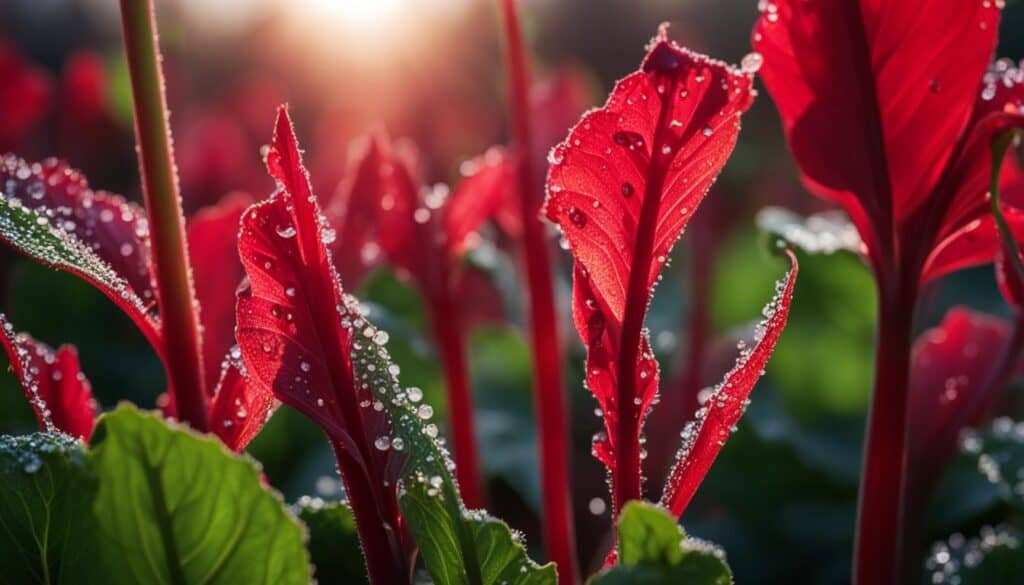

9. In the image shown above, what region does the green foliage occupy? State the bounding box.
[590,501,732,585]
[348,317,556,585]
[295,497,368,584]
[0,406,310,585]
[0,433,103,584]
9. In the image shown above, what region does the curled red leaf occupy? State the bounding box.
[545,26,758,512]
[236,107,410,581]
[660,250,798,516]
[0,313,97,441]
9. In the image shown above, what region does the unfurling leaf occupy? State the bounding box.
[590,501,732,585]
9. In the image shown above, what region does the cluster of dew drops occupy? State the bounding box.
[960,417,1024,499]
[981,58,1024,106]
[0,432,80,476]
[0,314,63,437]
[0,155,156,321]
[926,525,1020,585]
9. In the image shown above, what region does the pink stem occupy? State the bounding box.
[118,0,208,431]
[497,1,578,582]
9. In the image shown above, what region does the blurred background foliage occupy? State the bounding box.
[0,1,1023,583]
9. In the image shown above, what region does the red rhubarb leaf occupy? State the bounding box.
[0,313,97,441]
[323,132,391,289]
[188,192,251,392]
[753,0,1002,269]
[922,61,1024,284]
[0,155,163,355]
[236,107,411,581]
[660,251,798,517]
[544,27,756,509]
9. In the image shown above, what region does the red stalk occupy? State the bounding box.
[611,76,678,515]
[430,276,485,508]
[119,0,208,431]
[331,440,410,585]
[497,1,578,582]
[854,278,917,585]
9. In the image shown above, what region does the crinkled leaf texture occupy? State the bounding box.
[589,501,732,585]
[0,313,96,440]
[0,406,310,585]
[237,107,553,585]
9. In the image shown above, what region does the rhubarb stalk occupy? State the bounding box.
[854,277,916,585]
[497,0,578,582]
[119,0,208,430]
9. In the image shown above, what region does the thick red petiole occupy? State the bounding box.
[119,0,208,430]
[854,280,916,585]
[497,0,578,581]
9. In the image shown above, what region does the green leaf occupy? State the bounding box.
[87,406,310,585]
[295,497,367,585]
[924,526,1024,585]
[0,406,310,585]
[0,433,105,584]
[590,501,732,585]
[348,314,555,585]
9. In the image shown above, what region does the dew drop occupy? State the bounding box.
[568,207,587,228]
[741,51,764,74]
